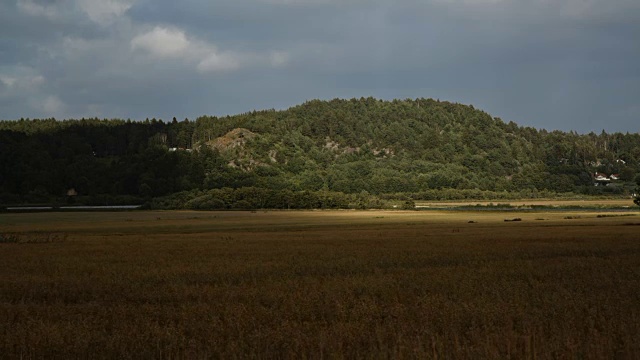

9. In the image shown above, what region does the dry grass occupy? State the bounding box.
[417,199,635,208]
[1,210,640,359]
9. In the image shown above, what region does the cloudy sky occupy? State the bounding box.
[1,0,638,132]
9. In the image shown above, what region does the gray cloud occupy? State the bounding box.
[0,0,638,132]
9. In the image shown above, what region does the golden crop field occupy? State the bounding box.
[1,209,640,359]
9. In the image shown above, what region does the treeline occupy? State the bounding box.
[1,98,639,207]
[149,187,583,211]
[148,188,388,210]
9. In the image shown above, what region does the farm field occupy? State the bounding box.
[1,209,640,359]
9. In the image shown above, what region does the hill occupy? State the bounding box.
[1,97,639,208]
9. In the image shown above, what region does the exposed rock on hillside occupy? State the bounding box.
[207,128,256,152]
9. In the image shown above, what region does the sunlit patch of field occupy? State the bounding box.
[417,198,636,208]
[1,210,640,358]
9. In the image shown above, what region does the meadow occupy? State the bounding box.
[1,209,640,359]
[415,198,635,209]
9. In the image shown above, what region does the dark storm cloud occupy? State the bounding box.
[1,0,638,132]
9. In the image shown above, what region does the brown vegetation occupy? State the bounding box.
[207,128,256,152]
[1,210,639,358]
[417,199,635,208]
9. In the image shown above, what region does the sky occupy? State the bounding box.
[0,0,639,133]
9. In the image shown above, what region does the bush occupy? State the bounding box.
[401,199,416,210]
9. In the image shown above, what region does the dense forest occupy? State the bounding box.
[2,97,640,209]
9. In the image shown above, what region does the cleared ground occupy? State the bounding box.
[1,209,640,359]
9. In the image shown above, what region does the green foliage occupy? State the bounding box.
[2,98,639,207]
[151,187,363,210]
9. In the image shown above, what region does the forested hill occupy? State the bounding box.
[2,97,639,207]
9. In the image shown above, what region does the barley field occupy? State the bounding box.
[1,210,640,359]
